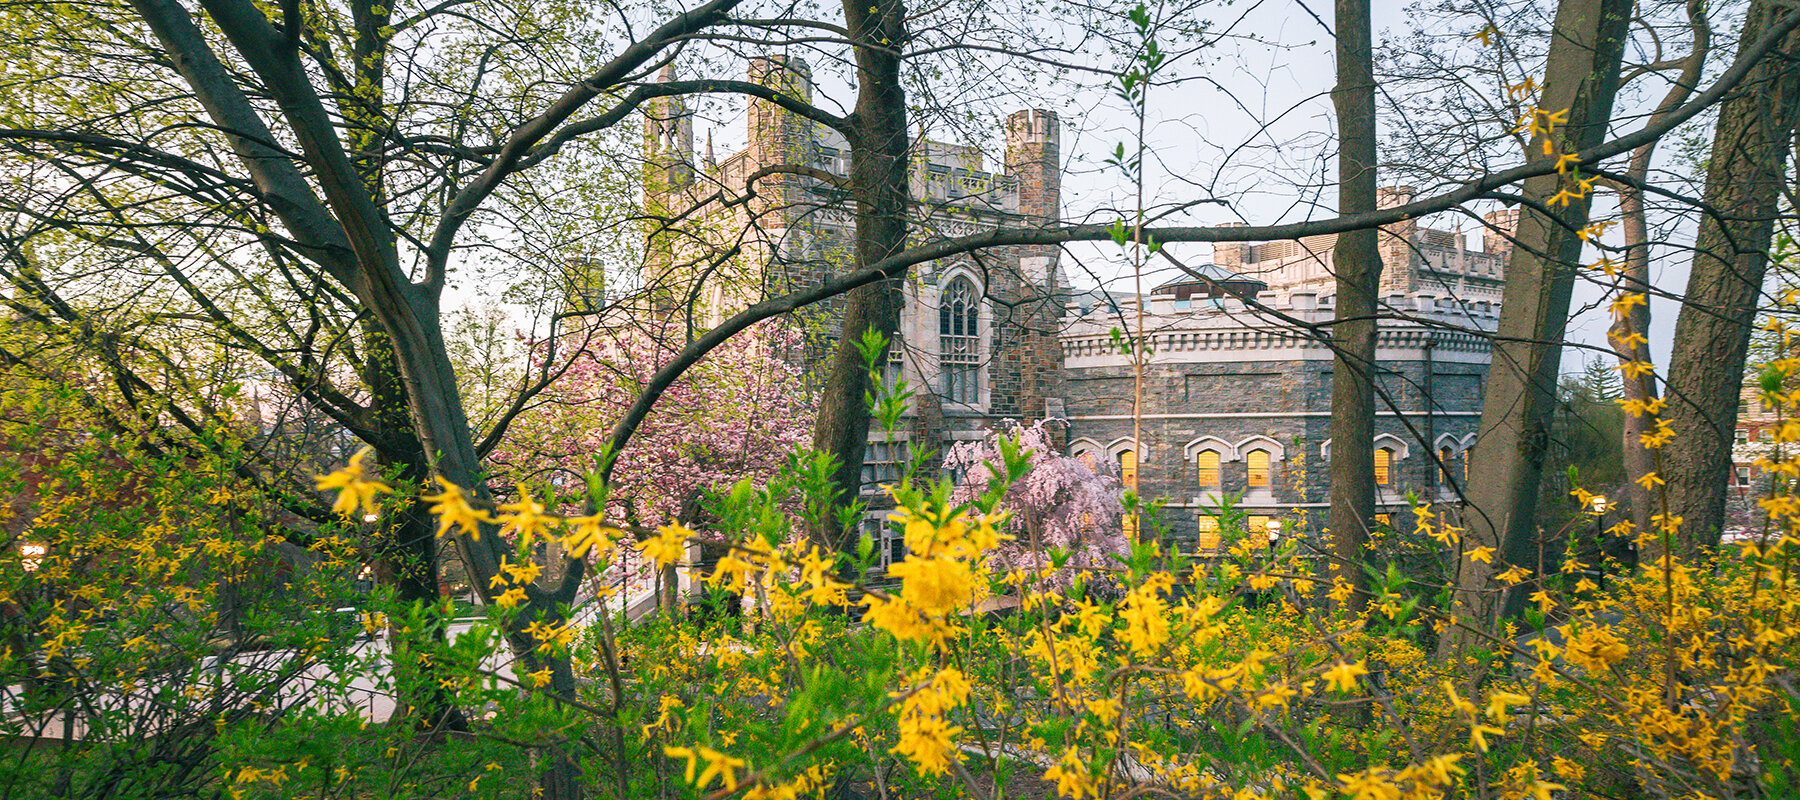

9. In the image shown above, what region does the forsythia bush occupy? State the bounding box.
[282,426,1800,799]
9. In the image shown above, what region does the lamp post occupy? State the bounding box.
[1265,518,1282,547]
[19,543,45,573]
[1589,495,1607,591]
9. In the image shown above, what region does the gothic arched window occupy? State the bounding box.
[1196,450,1221,490]
[1246,449,1271,488]
[939,276,981,404]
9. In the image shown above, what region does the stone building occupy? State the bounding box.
[639,57,1514,556]
[640,57,1065,562]
[1058,209,1513,550]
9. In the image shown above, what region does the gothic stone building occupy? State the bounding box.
[1060,199,1513,550]
[642,57,1064,563]
[642,59,1512,556]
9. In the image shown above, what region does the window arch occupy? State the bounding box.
[1438,445,1455,485]
[1245,449,1272,488]
[939,276,981,404]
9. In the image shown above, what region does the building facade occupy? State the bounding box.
[640,58,1064,551]
[1057,208,1513,549]
[641,61,1512,555]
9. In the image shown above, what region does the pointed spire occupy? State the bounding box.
[703,129,716,168]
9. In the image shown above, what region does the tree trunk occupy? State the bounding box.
[1452,0,1632,651]
[1611,187,1659,553]
[1661,1,1800,559]
[1611,0,1708,556]
[810,0,912,554]
[1326,0,1378,618]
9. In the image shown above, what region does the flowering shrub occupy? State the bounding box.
[489,321,814,525]
[943,418,1127,588]
[280,418,1800,799]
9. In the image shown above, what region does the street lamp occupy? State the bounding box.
[1266,518,1282,546]
[19,543,45,573]
[1588,494,1607,591]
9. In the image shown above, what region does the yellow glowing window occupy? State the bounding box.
[1248,516,1273,548]
[1374,447,1393,486]
[1119,449,1139,540]
[1196,516,1221,551]
[1246,449,1270,488]
[1439,446,1454,485]
[1196,450,1221,490]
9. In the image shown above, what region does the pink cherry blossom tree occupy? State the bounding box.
[943,419,1127,588]
[491,321,815,529]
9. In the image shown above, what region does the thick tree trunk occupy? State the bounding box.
[1611,188,1659,551]
[810,0,911,554]
[1451,0,1631,651]
[1326,0,1378,618]
[1611,0,1708,555]
[1661,1,1800,559]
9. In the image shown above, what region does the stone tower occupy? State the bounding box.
[1005,110,1060,223]
[643,63,694,196]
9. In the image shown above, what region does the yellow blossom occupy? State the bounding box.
[422,477,490,539]
[645,524,691,567]
[1321,660,1368,693]
[314,447,391,519]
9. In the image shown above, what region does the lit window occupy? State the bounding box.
[1196,450,1221,490]
[1438,446,1455,485]
[1247,516,1272,548]
[1119,449,1139,540]
[939,277,981,404]
[1374,447,1393,486]
[1246,449,1271,488]
[1075,450,1097,472]
[1196,516,1221,552]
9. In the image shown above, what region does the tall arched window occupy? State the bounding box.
[1119,449,1139,539]
[1246,449,1271,488]
[939,277,981,404]
[1374,447,1393,486]
[1196,450,1221,490]
[1196,516,1221,551]
[1438,446,1455,485]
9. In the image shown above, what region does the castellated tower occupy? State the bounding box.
[1005,110,1060,224]
[643,63,694,197]
[638,67,1071,507]
[1376,185,1418,294]
[746,56,814,168]
[1482,208,1520,257]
